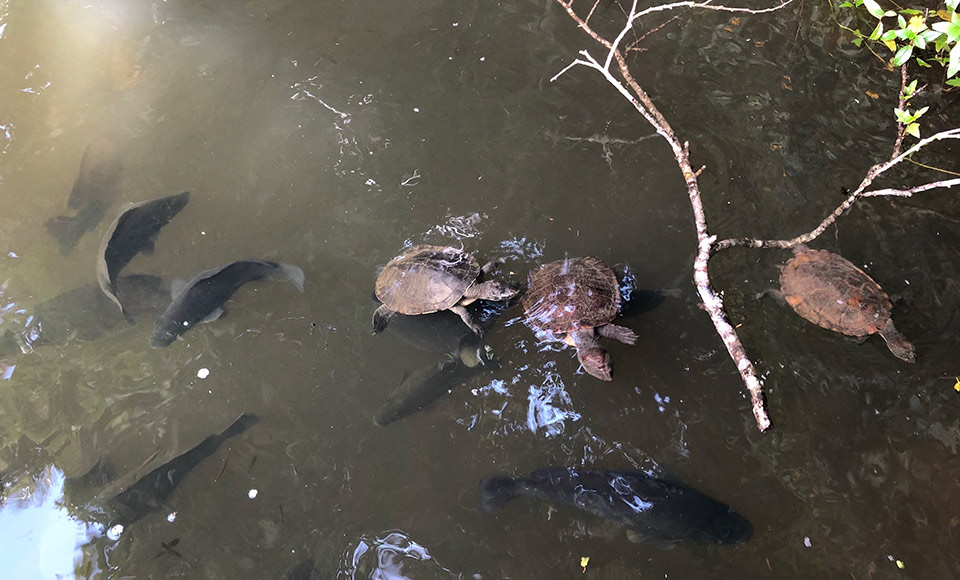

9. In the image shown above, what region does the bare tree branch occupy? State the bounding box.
[551,0,959,432]
[552,0,784,430]
[714,127,960,251]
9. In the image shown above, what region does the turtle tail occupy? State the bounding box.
[878,318,916,363]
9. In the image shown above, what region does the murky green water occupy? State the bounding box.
[1,0,959,578]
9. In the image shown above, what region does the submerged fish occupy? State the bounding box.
[376,345,496,427]
[97,191,190,317]
[46,134,122,254]
[0,414,257,576]
[27,275,168,348]
[376,306,504,426]
[94,413,258,526]
[480,468,753,547]
[149,259,305,348]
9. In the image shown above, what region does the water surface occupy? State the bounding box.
[1,0,959,578]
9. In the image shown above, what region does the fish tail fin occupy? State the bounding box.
[480,475,522,511]
[45,215,82,254]
[276,263,305,292]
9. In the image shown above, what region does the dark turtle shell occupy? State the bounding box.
[522,256,621,334]
[780,246,891,337]
[375,245,480,315]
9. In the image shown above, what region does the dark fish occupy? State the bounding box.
[376,341,497,426]
[97,191,190,316]
[375,308,500,426]
[25,275,169,347]
[480,468,753,547]
[45,134,122,254]
[97,413,258,526]
[149,259,305,348]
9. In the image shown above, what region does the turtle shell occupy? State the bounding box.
[522,256,621,334]
[779,247,892,337]
[375,245,480,315]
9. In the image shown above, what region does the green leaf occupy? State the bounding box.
[881,29,899,41]
[947,0,959,12]
[884,10,897,17]
[918,30,943,43]
[862,0,885,19]
[905,123,920,138]
[894,107,910,123]
[946,78,960,86]
[899,9,922,15]
[916,57,932,67]
[915,106,929,117]
[897,14,907,28]
[870,21,884,40]
[892,44,913,65]
[949,43,960,77]
[852,36,864,47]
[839,0,853,6]
[932,21,960,44]
[906,79,918,94]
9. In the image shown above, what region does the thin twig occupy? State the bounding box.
[553,0,782,430]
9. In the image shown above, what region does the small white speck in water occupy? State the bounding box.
[803,536,812,548]
[107,524,124,540]
[167,512,177,523]
[248,489,259,499]
[197,368,210,379]
[413,107,420,113]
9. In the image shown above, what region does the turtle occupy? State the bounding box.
[373,245,519,335]
[775,244,915,363]
[522,256,638,381]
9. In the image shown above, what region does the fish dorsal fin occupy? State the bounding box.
[201,306,225,324]
[170,278,188,298]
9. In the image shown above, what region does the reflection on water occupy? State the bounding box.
[0,466,102,580]
[338,530,459,580]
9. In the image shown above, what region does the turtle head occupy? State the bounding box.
[477,280,521,302]
[578,346,612,381]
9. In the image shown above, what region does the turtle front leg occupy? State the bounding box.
[449,305,483,335]
[480,257,504,276]
[372,304,396,334]
[597,323,638,345]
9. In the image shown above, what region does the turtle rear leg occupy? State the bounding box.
[372,304,396,334]
[878,318,916,363]
[449,305,483,335]
[598,323,638,345]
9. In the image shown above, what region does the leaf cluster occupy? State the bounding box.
[842,0,960,82]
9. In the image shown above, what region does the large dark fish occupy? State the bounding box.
[376,340,497,427]
[376,307,501,426]
[96,413,258,526]
[149,259,305,348]
[97,191,190,317]
[45,134,122,254]
[16,275,169,350]
[480,468,753,547]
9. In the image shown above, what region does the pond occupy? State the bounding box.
[0,0,958,578]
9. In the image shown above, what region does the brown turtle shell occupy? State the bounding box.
[522,256,621,333]
[375,245,480,315]
[780,246,892,337]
